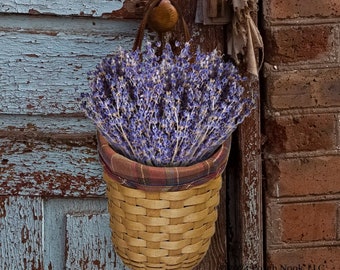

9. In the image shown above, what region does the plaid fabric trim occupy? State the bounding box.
[97,133,231,191]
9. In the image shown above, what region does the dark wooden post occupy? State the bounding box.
[227,80,263,269]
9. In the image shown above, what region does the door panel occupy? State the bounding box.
[43,198,124,269]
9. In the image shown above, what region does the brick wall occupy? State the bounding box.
[262,1,340,269]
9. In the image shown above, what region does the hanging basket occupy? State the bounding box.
[96,1,232,269]
[98,134,231,270]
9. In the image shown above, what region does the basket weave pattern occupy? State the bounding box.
[104,172,222,270]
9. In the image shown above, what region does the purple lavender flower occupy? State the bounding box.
[80,42,255,166]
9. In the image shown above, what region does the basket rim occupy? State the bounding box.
[98,132,231,191]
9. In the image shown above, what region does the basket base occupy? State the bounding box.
[104,172,222,270]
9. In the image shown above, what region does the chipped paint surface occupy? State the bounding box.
[0,137,106,197]
[0,197,43,269]
[0,15,138,115]
[239,92,263,268]
[0,0,123,16]
[0,114,106,197]
[0,197,129,269]
[0,11,138,197]
[65,213,126,269]
[0,115,95,135]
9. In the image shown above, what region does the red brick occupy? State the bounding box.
[267,247,340,270]
[264,114,336,154]
[265,0,340,20]
[265,69,340,110]
[264,25,335,64]
[281,202,337,242]
[265,156,340,197]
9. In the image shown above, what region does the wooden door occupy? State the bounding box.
[0,1,134,268]
[0,0,262,269]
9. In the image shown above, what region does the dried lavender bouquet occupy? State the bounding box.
[80,42,255,167]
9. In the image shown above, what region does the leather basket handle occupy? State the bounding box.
[132,0,190,51]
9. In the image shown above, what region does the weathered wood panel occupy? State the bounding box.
[238,99,263,268]
[0,15,138,115]
[0,115,94,135]
[0,0,123,16]
[65,213,126,269]
[43,198,111,269]
[0,114,104,197]
[0,137,105,197]
[0,14,138,198]
[0,196,43,269]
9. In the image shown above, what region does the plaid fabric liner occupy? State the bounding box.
[97,133,231,191]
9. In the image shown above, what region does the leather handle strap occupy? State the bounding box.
[132,0,190,51]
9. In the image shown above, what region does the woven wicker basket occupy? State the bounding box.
[99,133,231,270]
[104,172,222,270]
